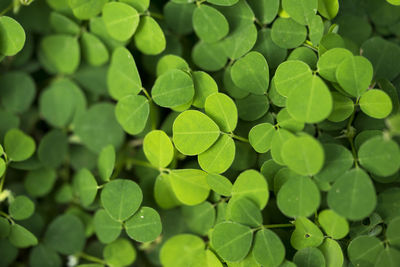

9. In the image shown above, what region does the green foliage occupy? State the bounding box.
[0,0,399,265]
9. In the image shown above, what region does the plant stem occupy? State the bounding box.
[0,2,13,16]
[230,133,249,143]
[77,252,106,265]
[346,100,359,167]
[141,87,152,102]
[0,210,14,224]
[263,223,294,229]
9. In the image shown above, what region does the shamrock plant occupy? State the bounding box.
[1,0,400,266]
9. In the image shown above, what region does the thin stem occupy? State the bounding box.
[230,133,249,143]
[77,252,106,265]
[263,223,294,229]
[141,87,152,102]
[346,99,359,167]
[303,40,318,52]
[0,2,13,16]
[0,210,14,224]
[149,12,164,19]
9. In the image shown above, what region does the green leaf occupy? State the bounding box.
[93,209,122,244]
[120,0,149,12]
[97,145,115,182]
[152,69,194,108]
[318,238,344,267]
[102,2,139,42]
[277,108,305,132]
[0,158,4,177]
[8,196,35,221]
[248,0,279,24]
[318,209,349,239]
[271,18,307,49]
[39,34,80,74]
[182,201,216,235]
[293,247,326,267]
[103,238,136,267]
[0,72,36,114]
[327,168,376,220]
[361,37,400,81]
[282,0,317,25]
[358,136,400,177]
[315,143,353,183]
[318,0,339,19]
[274,60,312,97]
[75,103,124,153]
[236,94,270,121]
[252,229,285,267]
[281,134,325,175]
[172,110,220,156]
[308,15,324,45]
[0,217,10,238]
[192,71,219,108]
[156,54,190,77]
[348,236,384,267]
[291,217,324,250]
[277,176,320,218]
[286,75,333,123]
[50,12,80,35]
[73,168,98,207]
[335,55,373,97]
[359,89,392,119]
[317,48,353,82]
[68,0,108,20]
[160,234,205,267]
[101,179,143,221]
[133,16,166,55]
[4,128,35,162]
[8,224,38,248]
[81,32,109,66]
[205,93,238,133]
[198,134,235,174]
[206,0,238,6]
[0,16,26,56]
[44,214,85,254]
[231,170,269,209]
[24,168,57,197]
[386,216,400,249]
[271,128,295,165]
[249,123,275,153]
[164,2,195,35]
[39,79,79,128]
[154,173,181,209]
[375,247,400,267]
[115,95,150,135]
[231,51,269,95]
[226,197,263,227]
[327,92,355,122]
[193,5,229,43]
[38,129,68,169]
[169,169,210,205]
[125,207,162,242]
[206,173,232,196]
[210,222,253,262]
[192,41,228,71]
[29,244,62,267]
[107,47,142,100]
[143,130,174,168]
[221,23,258,60]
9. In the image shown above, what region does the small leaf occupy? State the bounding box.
[172,110,220,156]
[210,222,253,262]
[193,5,229,43]
[205,93,238,133]
[98,145,115,182]
[359,89,393,119]
[226,197,263,227]
[182,202,216,236]
[4,128,35,162]
[252,229,286,267]
[73,168,98,207]
[271,18,307,49]
[101,179,142,221]
[348,236,384,267]
[93,209,122,244]
[103,238,136,267]
[291,217,324,250]
[125,207,162,242]
[102,2,139,42]
[318,209,349,239]
[143,130,174,168]
[0,16,26,56]
[115,95,150,135]
[8,196,35,221]
[206,173,232,196]
[133,16,166,55]
[8,224,38,248]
